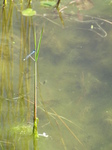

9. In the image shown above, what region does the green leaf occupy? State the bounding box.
[35,28,43,62]
[40,1,56,7]
[22,8,36,16]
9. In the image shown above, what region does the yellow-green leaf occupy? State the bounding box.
[40,1,56,7]
[22,8,36,16]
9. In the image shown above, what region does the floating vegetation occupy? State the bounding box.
[40,0,61,8]
[22,8,36,16]
[40,1,56,7]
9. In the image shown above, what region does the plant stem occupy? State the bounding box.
[56,0,61,8]
[33,60,39,138]
[34,60,37,121]
[33,28,43,137]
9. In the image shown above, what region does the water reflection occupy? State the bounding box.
[69,0,94,10]
[0,0,112,150]
[0,2,36,149]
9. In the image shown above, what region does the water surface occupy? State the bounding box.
[0,0,112,150]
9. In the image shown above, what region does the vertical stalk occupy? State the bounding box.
[33,28,43,138]
[34,60,37,122]
[33,54,39,138]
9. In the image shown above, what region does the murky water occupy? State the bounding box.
[0,0,112,150]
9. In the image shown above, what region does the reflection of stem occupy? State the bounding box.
[56,7,64,26]
[1,3,14,98]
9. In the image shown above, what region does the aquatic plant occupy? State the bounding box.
[22,28,43,138]
[1,1,112,150]
[22,8,36,16]
[33,28,43,138]
[40,1,57,7]
[40,0,61,8]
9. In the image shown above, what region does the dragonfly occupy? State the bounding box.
[23,50,35,61]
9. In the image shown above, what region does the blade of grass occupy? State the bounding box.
[33,28,43,138]
[35,28,43,62]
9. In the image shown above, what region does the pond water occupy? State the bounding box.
[0,0,112,150]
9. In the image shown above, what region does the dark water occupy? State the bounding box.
[0,0,112,150]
